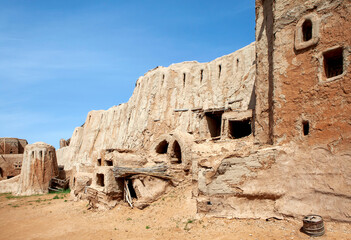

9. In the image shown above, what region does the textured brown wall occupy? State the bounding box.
[255,0,351,150]
[0,154,23,180]
[271,0,351,150]
[254,0,274,145]
[0,138,28,154]
[0,138,27,179]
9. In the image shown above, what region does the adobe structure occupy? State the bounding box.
[0,138,28,180]
[54,0,351,221]
[0,0,350,222]
[0,142,59,195]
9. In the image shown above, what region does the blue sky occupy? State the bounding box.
[0,1,255,149]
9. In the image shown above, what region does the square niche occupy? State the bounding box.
[318,46,348,82]
[324,47,343,79]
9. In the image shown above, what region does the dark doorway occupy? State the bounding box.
[228,119,252,139]
[206,111,223,138]
[127,179,137,199]
[0,168,2,178]
[171,141,182,164]
[155,140,169,154]
[96,174,105,187]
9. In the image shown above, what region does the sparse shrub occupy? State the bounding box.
[184,219,195,231]
[49,188,71,194]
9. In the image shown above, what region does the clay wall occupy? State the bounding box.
[254,0,275,145]
[17,142,59,195]
[54,0,351,221]
[0,138,27,154]
[0,154,22,180]
[255,0,351,149]
[196,0,351,222]
[57,43,256,169]
[0,138,27,180]
[197,0,350,222]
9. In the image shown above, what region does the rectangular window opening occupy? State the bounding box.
[105,160,113,166]
[96,173,105,187]
[324,47,343,78]
[228,119,252,139]
[205,111,223,138]
[303,121,310,136]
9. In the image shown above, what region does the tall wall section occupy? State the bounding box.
[57,43,256,169]
[242,0,351,222]
[256,0,351,148]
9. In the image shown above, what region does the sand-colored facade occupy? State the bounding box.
[1,0,350,222]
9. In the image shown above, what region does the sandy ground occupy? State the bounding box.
[0,184,350,240]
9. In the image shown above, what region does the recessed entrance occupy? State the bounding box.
[127,179,137,199]
[228,119,252,139]
[96,173,105,187]
[0,168,2,178]
[206,111,223,138]
[155,140,169,154]
[171,141,182,164]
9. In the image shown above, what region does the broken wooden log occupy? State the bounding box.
[113,164,171,179]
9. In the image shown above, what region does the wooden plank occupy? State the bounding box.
[129,173,172,180]
[48,187,60,192]
[174,109,188,112]
[124,180,133,208]
[191,107,203,112]
[113,164,170,179]
[228,98,243,104]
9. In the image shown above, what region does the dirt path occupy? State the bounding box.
[0,185,350,240]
